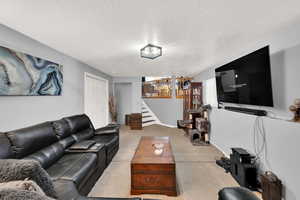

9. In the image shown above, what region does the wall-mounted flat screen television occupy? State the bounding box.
[215,46,273,107]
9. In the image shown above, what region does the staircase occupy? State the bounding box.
[141,100,160,127]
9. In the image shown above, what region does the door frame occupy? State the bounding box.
[84,72,109,126]
[114,82,133,124]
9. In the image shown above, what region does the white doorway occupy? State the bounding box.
[84,72,109,129]
[115,83,132,124]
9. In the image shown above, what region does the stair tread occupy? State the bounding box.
[142,120,155,124]
[142,115,152,118]
[142,111,149,113]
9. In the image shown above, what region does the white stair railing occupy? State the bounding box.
[141,100,160,127]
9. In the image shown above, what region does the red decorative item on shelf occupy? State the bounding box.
[289,98,300,122]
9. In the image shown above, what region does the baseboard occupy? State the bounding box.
[210,141,230,158]
[158,123,230,158]
[159,123,177,128]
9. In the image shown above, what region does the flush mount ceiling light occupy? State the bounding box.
[140,44,162,59]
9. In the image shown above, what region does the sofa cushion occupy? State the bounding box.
[81,114,96,130]
[25,142,65,169]
[53,180,143,200]
[0,133,14,159]
[51,119,72,139]
[73,129,94,142]
[6,122,58,158]
[63,114,94,134]
[53,179,81,200]
[59,136,76,149]
[46,153,97,186]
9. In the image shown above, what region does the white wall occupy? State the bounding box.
[144,98,182,126]
[0,24,112,132]
[193,43,300,200]
[113,77,142,114]
[209,109,299,200]
[143,77,183,127]
[115,83,132,124]
[113,76,183,126]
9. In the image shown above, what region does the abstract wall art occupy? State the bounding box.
[0,45,63,96]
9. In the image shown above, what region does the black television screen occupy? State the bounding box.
[215,46,273,107]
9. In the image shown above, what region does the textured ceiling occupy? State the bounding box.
[0,0,300,76]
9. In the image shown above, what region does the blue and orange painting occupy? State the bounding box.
[0,46,63,96]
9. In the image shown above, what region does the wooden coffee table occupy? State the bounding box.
[131,136,177,196]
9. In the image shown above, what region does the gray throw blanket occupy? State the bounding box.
[0,188,55,200]
[0,159,57,198]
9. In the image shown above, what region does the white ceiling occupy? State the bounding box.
[0,0,300,77]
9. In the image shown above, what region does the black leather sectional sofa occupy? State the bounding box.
[218,187,260,200]
[0,114,140,200]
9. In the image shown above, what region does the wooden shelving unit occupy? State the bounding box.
[175,77,193,99]
[183,82,203,120]
[142,96,172,99]
[142,77,172,98]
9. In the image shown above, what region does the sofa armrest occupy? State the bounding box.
[218,187,260,200]
[106,123,121,128]
[95,126,119,136]
[68,140,96,150]
[66,143,105,154]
